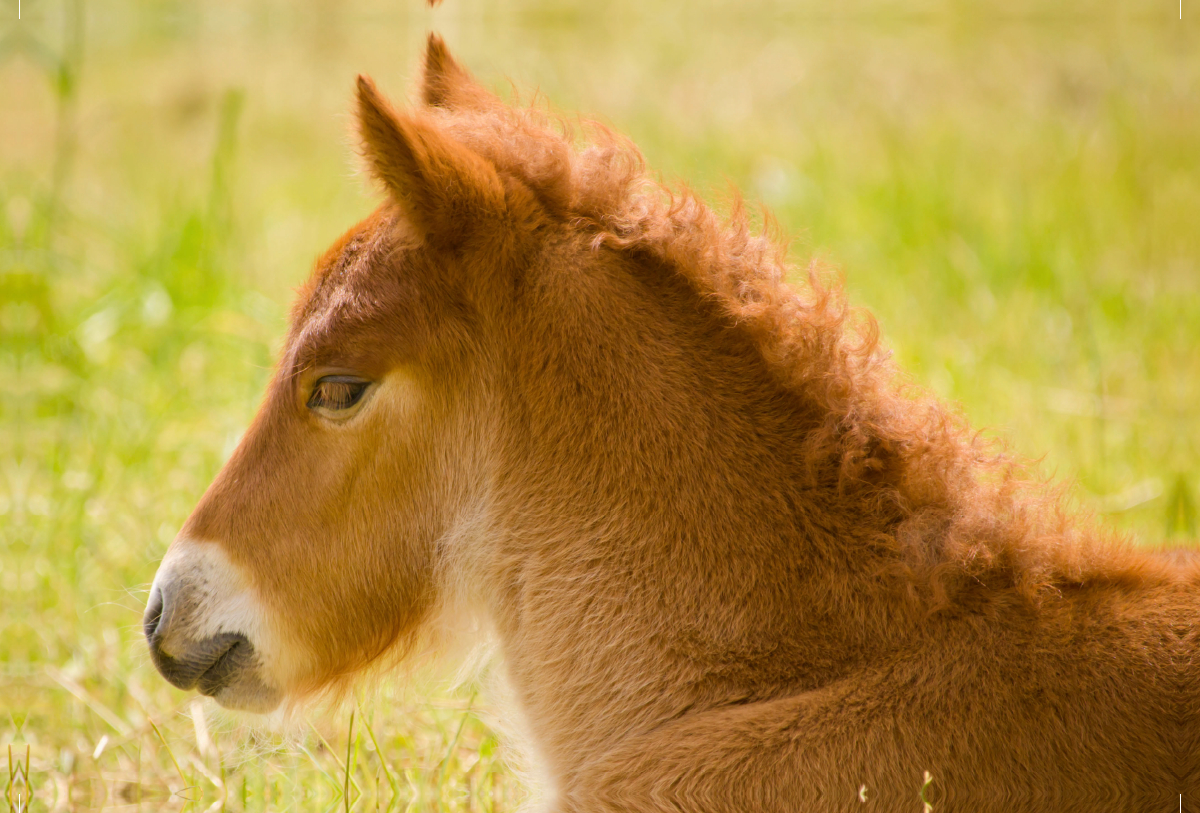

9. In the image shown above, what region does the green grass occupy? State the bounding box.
[2,1,1198,809]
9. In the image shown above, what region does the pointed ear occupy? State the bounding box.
[421,34,497,111]
[356,75,505,245]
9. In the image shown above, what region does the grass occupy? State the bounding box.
[2,1,1197,810]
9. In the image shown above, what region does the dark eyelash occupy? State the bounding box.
[307,377,370,411]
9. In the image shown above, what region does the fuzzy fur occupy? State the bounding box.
[175,35,1200,811]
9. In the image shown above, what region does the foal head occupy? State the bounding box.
[144,38,551,711]
[145,35,916,715]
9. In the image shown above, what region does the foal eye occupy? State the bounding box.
[307,376,370,412]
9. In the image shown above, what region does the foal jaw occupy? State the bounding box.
[144,539,286,713]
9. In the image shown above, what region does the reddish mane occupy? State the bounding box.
[394,52,1168,609]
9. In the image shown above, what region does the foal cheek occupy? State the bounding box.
[296,395,444,666]
[202,371,447,685]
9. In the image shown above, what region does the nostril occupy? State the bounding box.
[143,585,165,643]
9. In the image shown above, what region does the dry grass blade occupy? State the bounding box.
[309,722,347,773]
[149,719,193,798]
[357,700,399,799]
[295,741,342,795]
[343,709,355,813]
[45,666,133,738]
[436,690,478,795]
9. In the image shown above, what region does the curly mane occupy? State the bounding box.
[405,48,1163,608]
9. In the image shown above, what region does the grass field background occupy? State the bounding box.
[2,1,1198,810]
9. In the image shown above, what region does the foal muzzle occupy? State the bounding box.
[144,540,283,713]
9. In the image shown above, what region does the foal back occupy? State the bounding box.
[565,571,1200,812]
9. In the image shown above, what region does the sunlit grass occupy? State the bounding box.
[2,0,1197,809]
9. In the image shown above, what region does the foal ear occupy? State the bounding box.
[356,75,505,245]
[421,34,497,111]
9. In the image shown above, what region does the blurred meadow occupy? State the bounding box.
[2,0,1198,810]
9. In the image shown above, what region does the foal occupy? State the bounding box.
[145,36,1200,811]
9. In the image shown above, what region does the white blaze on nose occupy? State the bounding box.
[148,538,301,700]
